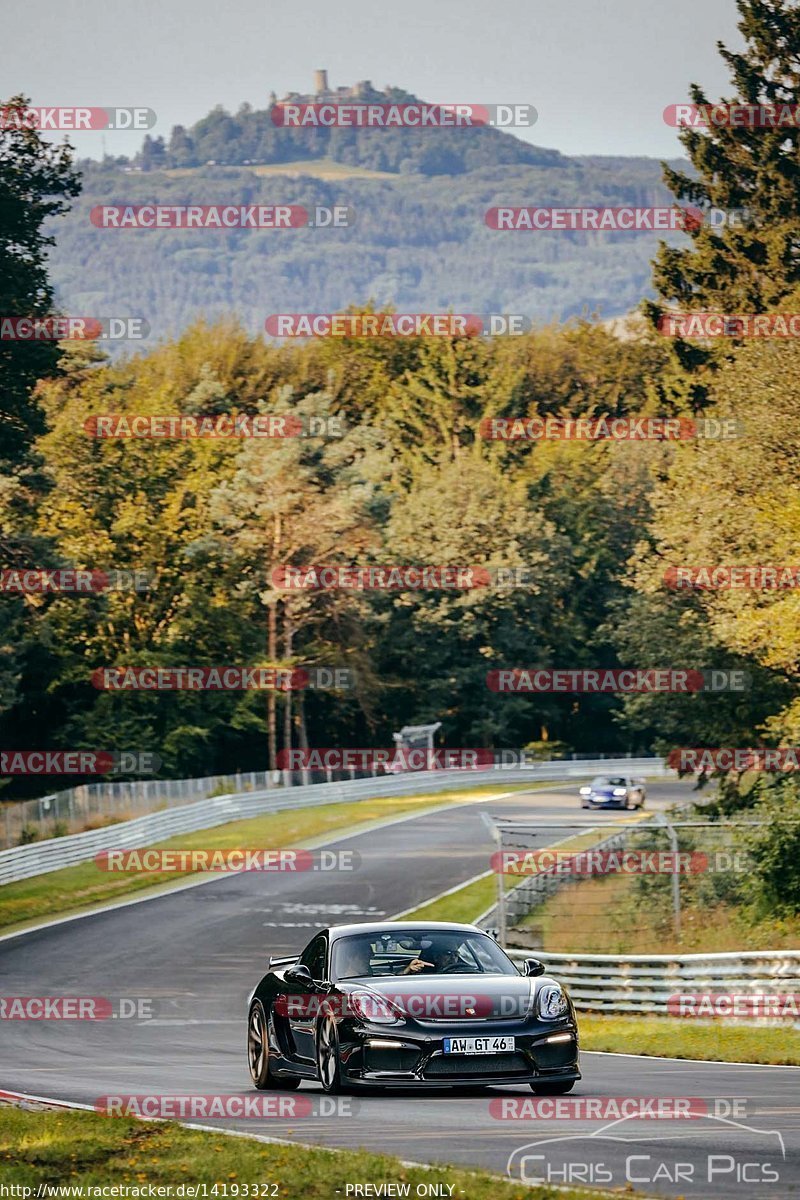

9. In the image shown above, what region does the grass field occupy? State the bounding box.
[516,870,800,954]
[0,1103,611,1199]
[580,1014,800,1065]
[163,157,400,180]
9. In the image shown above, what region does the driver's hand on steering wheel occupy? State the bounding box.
[403,957,434,974]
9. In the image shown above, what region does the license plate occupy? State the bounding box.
[443,1036,515,1054]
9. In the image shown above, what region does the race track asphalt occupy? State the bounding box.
[1,780,798,1199]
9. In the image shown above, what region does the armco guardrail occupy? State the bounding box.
[506,949,800,1018]
[0,752,662,848]
[0,757,668,886]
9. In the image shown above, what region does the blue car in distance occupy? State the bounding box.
[579,775,646,810]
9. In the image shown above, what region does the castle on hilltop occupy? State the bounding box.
[270,71,394,106]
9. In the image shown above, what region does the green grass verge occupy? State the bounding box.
[0,1104,612,1199]
[0,785,536,935]
[580,1014,800,1065]
[402,872,500,923]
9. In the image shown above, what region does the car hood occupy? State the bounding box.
[342,973,535,1021]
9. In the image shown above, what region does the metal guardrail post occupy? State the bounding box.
[481,811,506,947]
[656,812,681,940]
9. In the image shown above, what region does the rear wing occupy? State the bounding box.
[268,953,299,971]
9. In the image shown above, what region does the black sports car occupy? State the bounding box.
[247,921,580,1092]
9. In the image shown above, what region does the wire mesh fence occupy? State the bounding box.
[479,814,767,956]
[0,770,278,849]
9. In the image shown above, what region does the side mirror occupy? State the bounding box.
[285,963,313,985]
[524,958,546,977]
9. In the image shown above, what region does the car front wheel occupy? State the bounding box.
[316,1013,345,1094]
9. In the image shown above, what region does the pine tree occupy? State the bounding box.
[645,0,800,399]
[651,0,800,314]
[0,95,81,476]
[0,96,80,720]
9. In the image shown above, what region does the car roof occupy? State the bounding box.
[325,921,485,941]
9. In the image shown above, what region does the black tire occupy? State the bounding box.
[316,1012,345,1094]
[248,1000,301,1090]
[530,1079,576,1095]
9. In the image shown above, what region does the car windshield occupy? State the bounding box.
[591,776,626,787]
[331,930,520,980]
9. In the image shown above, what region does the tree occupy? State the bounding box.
[645,0,800,406]
[0,95,80,481]
[610,338,800,798]
[208,388,379,768]
[0,95,80,718]
[650,0,800,315]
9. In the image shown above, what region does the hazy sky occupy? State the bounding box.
[3,0,743,160]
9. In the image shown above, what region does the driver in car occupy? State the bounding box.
[336,940,374,978]
[402,943,462,974]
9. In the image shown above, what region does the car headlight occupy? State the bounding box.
[537,983,569,1020]
[579,787,591,796]
[349,990,404,1025]
[612,787,627,797]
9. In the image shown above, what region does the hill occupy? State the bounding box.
[46,82,690,341]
